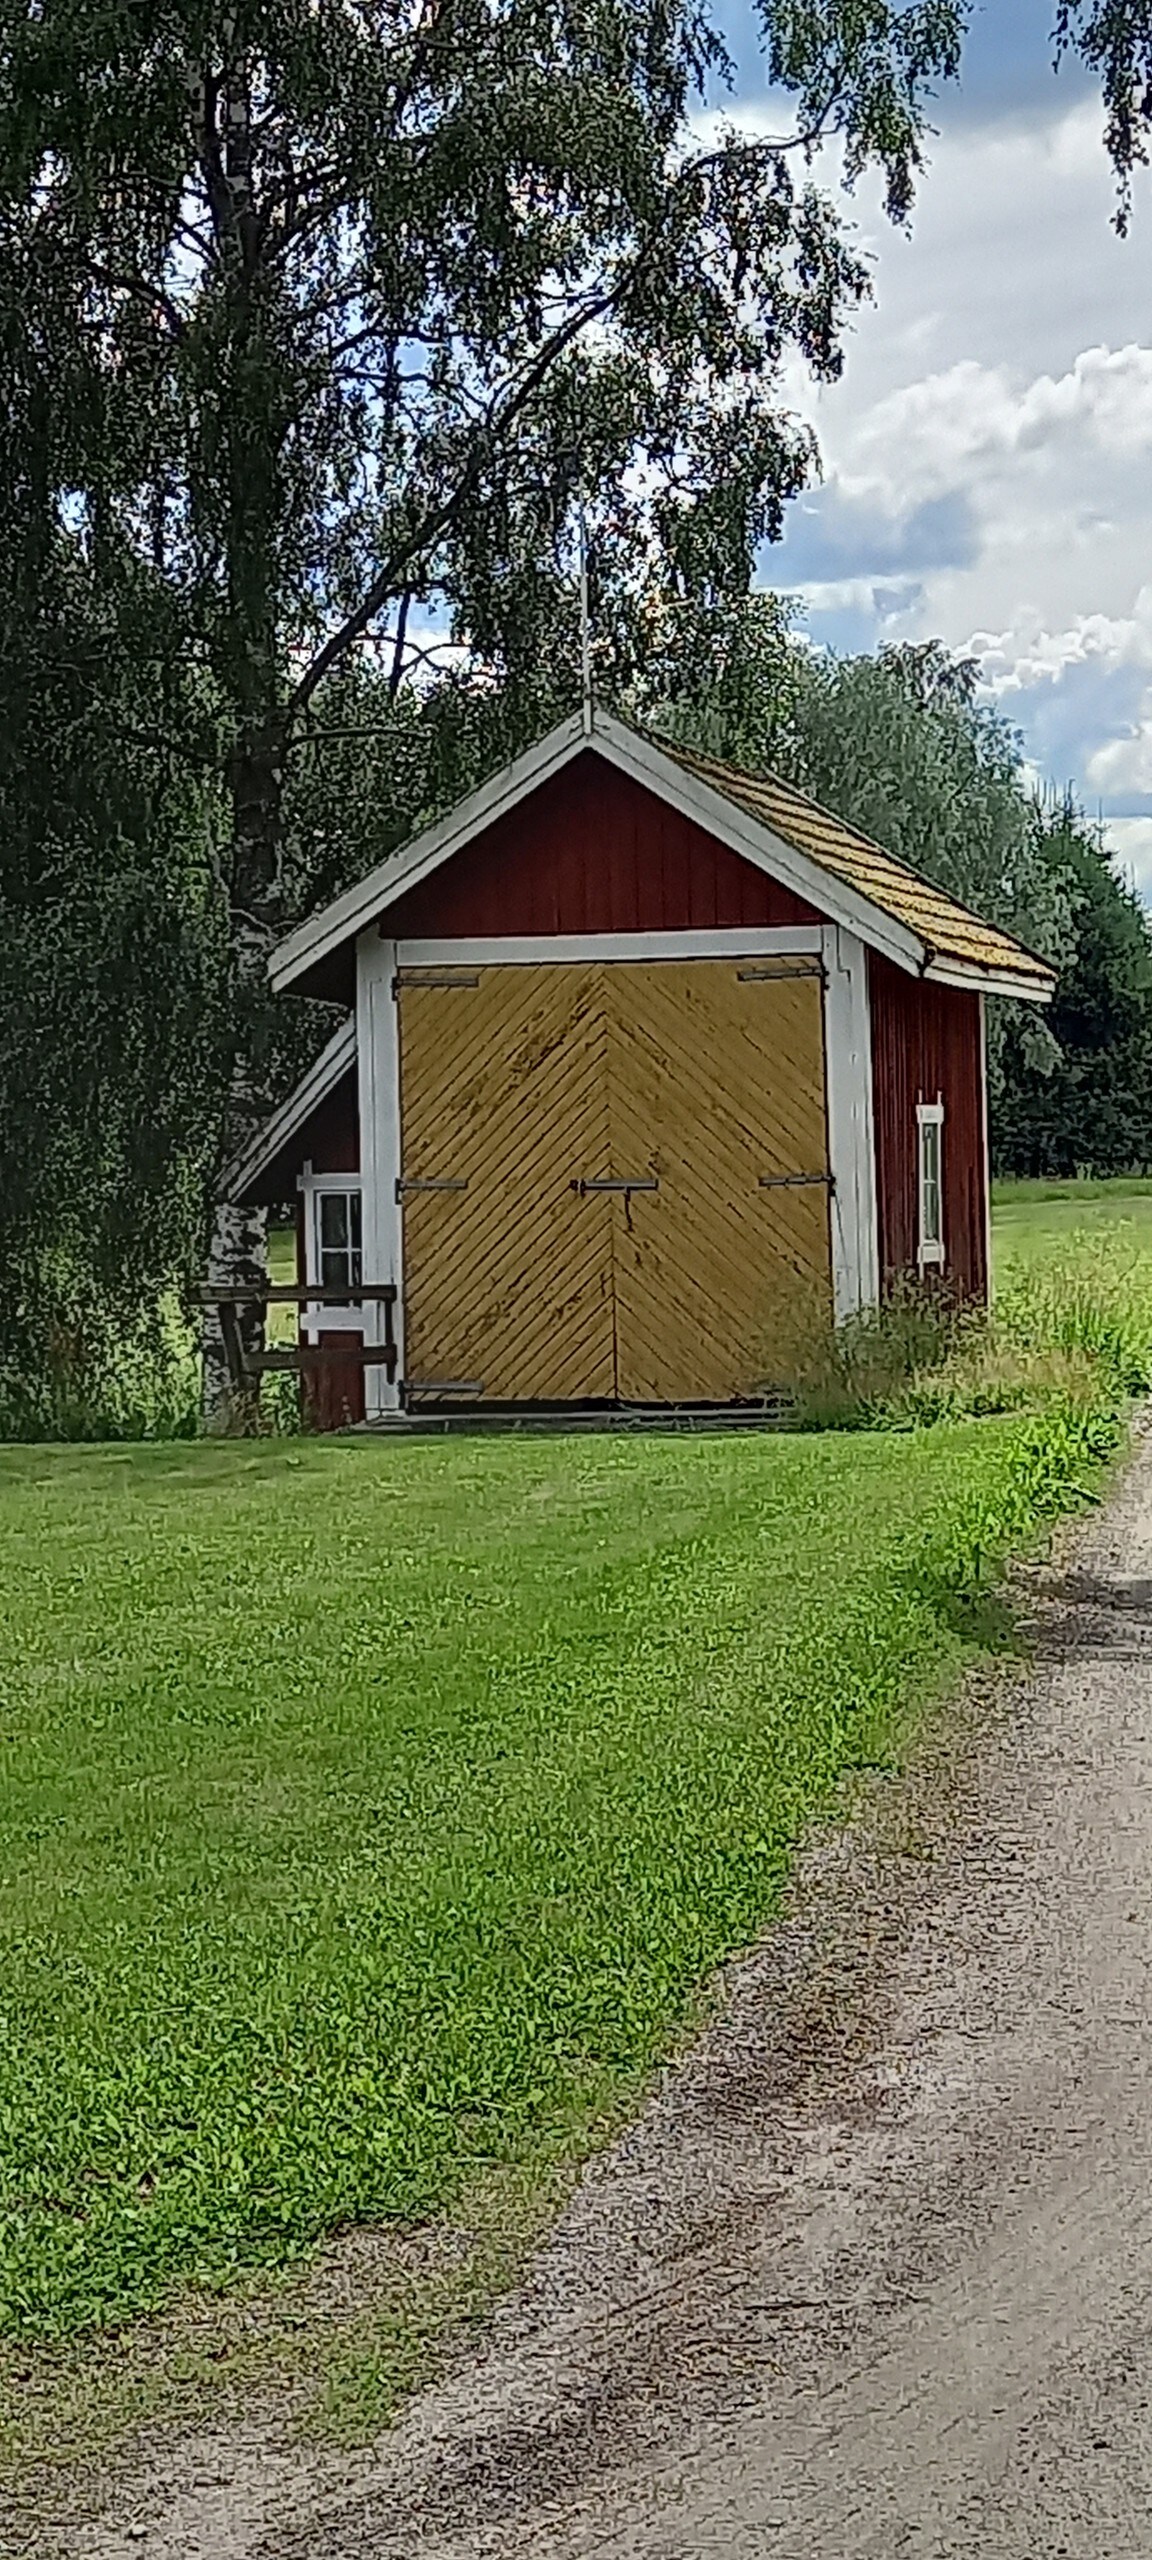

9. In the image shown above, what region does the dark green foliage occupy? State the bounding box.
[0,0,969,1406]
[0,526,227,1420]
[1056,0,1152,224]
[995,809,1152,1177]
[640,610,1152,1178]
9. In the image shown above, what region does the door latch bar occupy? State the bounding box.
[573,1179,660,1196]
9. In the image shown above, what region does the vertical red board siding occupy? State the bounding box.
[299,1072,359,1173]
[387,751,821,936]
[869,955,987,1302]
[303,1335,366,1430]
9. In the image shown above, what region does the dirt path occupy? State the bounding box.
[39,1426,1152,2557]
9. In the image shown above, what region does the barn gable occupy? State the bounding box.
[386,752,819,943]
[271,710,1057,1008]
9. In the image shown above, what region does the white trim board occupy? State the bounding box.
[822,927,878,1320]
[588,718,920,978]
[396,927,823,966]
[357,930,404,1416]
[222,1015,355,1201]
[924,959,1054,1004]
[271,712,585,994]
[298,1167,366,1341]
[269,708,1055,1004]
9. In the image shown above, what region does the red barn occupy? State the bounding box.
[228,712,1055,1423]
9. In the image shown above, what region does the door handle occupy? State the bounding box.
[573,1179,659,1196]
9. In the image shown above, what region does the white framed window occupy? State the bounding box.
[298,1165,363,1336]
[916,1099,945,1269]
[315,1187,362,1292]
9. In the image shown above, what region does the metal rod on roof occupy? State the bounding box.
[578,497,593,737]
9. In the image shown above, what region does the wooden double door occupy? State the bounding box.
[396,959,832,1404]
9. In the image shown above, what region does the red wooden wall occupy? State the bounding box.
[388,751,821,937]
[869,955,987,1302]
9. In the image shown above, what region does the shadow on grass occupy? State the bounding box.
[906,1567,1026,1659]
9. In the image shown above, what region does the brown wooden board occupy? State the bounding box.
[605,961,831,1400]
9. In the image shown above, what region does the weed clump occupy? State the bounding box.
[776,1232,1152,1434]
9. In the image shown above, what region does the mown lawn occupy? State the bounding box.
[993,1175,1152,1262]
[0,1413,1104,2337]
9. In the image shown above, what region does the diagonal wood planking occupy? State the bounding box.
[605,963,832,1400]
[398,965,615,1399]
[396,958,833,1405]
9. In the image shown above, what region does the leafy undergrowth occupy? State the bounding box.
[0,1404,1118,2340]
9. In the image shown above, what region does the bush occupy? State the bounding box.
[0,1291,303,1443]
[0,1290,200,1442]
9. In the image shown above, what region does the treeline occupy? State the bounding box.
[645,602,1152,1182]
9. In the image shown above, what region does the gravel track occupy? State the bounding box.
[45,1426,1152,2558]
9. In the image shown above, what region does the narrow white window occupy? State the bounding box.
[314,1187,363,1292]
[916,1099,945,1269]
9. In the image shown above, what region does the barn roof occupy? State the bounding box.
[270,710,1057,1004]
[653,735,1056,998]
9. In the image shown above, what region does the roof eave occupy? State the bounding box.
[220,1014,357,1200]
[923,957,1056,1004]
[270,710,588,993]
[589,714,927,977]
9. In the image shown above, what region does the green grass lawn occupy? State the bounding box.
[993,1175,1152,1262]
[0,1413,1104,2338]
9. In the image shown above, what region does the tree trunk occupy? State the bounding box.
[200,724,286,1431]
[202,1193,270,1430]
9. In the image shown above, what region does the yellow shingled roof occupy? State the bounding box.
[657,733,1057,991]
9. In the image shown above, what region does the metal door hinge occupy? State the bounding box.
[404,1380,484,1396]
[392,971,481,994]
[396,1177,469,1199]
[737,962,826,983]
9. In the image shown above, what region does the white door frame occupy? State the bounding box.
[354,925,880,1408]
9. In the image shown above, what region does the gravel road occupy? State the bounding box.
[62,1425,1152,2559]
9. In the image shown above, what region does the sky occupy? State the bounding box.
[711,0,1152,898]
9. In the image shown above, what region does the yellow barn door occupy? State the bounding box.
[396,964,615,1402]
[397,956,833,1407]
[605,960,833,1402]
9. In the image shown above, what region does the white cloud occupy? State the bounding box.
[696,84,1152,885]
[836,344,1152,519]
[972,589,1152,698]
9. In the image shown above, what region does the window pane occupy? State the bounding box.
[920,1120,942,1248]
[319,1193,349,1251]
[320,1246,349,1290]
[349,1246,363,1288]
[349,1191,362,1251]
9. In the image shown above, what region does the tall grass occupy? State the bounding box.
[781,1233,1152,1435]
[0,1295,302,1443]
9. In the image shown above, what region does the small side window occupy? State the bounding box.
[316,1188,363,1292]
[917,1100,945,1269]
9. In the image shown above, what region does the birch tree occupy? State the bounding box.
[0,0,966,1413]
